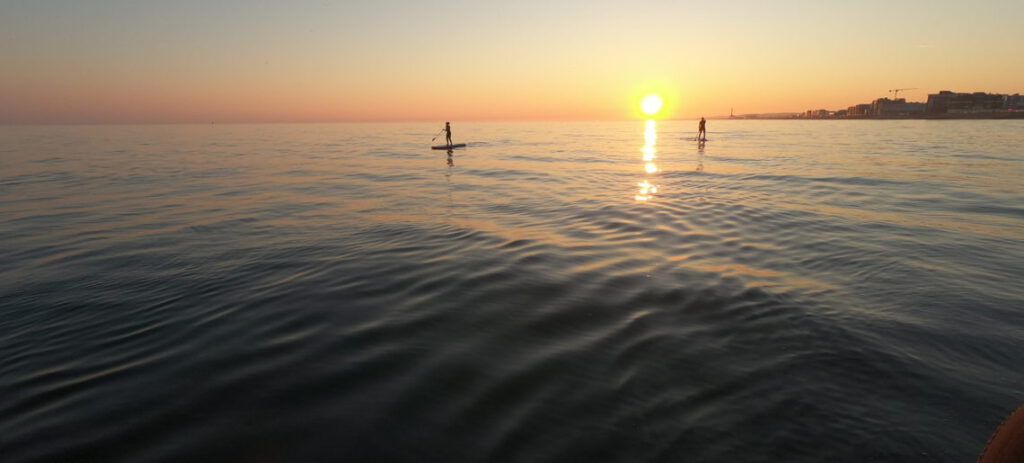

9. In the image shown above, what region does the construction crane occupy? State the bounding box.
[888,88,917,100]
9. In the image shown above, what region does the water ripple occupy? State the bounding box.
[1,121,1022,462]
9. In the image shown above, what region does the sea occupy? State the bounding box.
[1,120,1022,462]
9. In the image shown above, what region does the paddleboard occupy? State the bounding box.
[432,143,466,150]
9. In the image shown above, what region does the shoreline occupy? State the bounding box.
[724,112,1024,120]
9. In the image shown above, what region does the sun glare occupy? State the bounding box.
[641,95,663,116]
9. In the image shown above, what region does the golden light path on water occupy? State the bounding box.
[635,119,659,200]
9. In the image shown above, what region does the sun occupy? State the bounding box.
[641,94,663,116]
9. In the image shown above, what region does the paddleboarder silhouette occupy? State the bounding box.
[698,117,706,141]
[443,122,453,146]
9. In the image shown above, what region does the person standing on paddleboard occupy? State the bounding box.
[443,122,453,146]
[698,117,707,141]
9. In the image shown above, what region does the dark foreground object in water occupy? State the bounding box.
[977,405,1024,463]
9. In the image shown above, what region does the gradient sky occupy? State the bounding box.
[3,0,1023,123]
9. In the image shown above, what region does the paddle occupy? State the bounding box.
[431,128,445,142]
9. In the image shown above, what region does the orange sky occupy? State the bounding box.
[2,1,1023,123]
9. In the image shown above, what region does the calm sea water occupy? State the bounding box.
[1,120,1022,462]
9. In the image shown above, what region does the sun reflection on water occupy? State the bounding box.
[635,119,660,201]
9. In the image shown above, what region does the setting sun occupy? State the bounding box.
[641,95,663,116]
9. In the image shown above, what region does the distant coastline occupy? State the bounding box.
[720,112,1024,120]
[721,89,1024,120]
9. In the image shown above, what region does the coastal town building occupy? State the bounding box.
[1004,94,1024,110]
[871,98,926,117]
[847,104,872,117]
[926,91,1003,114]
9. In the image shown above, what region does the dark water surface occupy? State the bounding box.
[1,121,1022,462]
